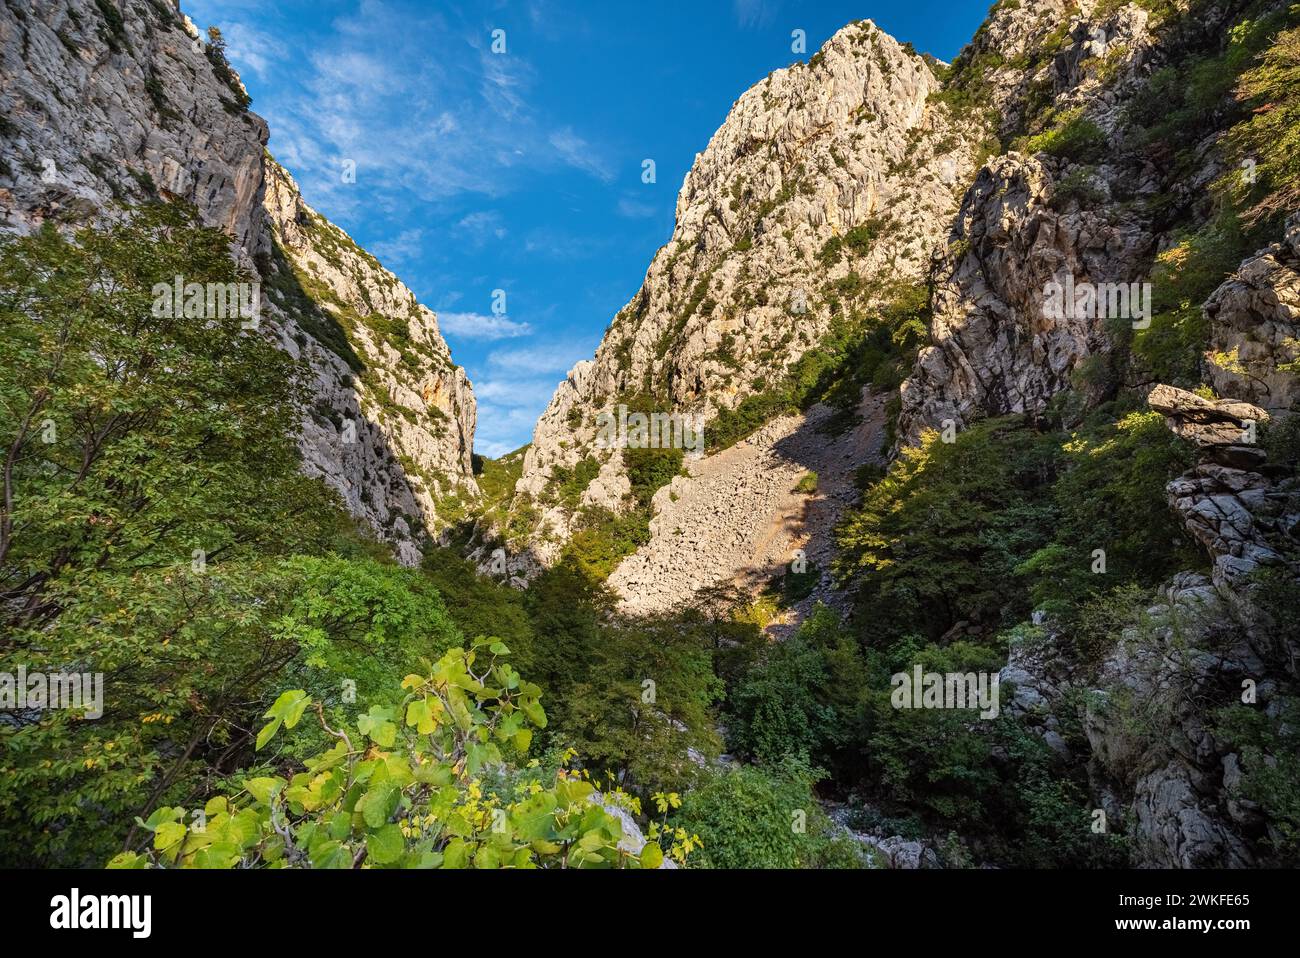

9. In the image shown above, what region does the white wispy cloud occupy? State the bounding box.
[522,226,606,259]
[734,0,781,28]
[479,45,533,121]
[549,127,614,182]
[438,312,532,341]
[616,196,658,218]
[219,21,289,79]
[474,378,563,405]
[368,227,425,267]
[487,340,592,376]
[239,1,545,217]
[472,378,567,457]
[455,210,508,245]
[474,411,540,457]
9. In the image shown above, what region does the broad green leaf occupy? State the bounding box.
[255,717,281,751]
[244,776,284,806]
[405,697,436,734]
[366,824,404,865]
[441,838,469,869]
[361,781,400,828]
[154,821,186,860]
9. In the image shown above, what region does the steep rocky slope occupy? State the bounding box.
[260,159,477,564]
[609,390,886,624]
[503,19,986,572]
[0,0,476,563]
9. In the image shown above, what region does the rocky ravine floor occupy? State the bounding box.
[608,390,887,632]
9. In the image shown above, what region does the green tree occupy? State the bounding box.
[0,205,419,864]
[672,759,863,869]
[727,607,868,775]
[1017,409,1193,617]
[834,417,1058,642]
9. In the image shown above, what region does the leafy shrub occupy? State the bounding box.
[109,641,684,869]
[1017,409,1195,616]
[203,27,252,109]
[1227,22,1300,222]
[548,455,601,509]
[672,759,862,868]
[1130,212,1258,386]
[1018,108,1107,162]
[835,417,1059,642]
[774,560,820,605]
[727,608,868,775]
[862,639,1004,828]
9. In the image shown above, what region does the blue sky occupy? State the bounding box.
[185,0,992,456]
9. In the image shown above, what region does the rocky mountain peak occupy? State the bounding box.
[506,17,987,569]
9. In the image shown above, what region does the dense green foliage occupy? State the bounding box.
[1228,21,1300,221]
[0,209,754,868]
[727,608,868,775]
[671,760,866,869]
[0,206,401,865]
[1015,108,1107,162]
[835,409,1193,645]
[109,641,682,869]
[425,552,738,794]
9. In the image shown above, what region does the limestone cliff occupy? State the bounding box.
[0,0,476,563]
[897,0,1252,443]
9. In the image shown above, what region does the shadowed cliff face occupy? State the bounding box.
[0,0,477,564]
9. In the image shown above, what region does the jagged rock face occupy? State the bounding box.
[260,160,478,564]
[959,0,1160,138]
[1000,395,1298,867]
[1083,573,1260,868]
[1205,215,1300,415]
[1001,571,1276,868]
[1152,381,1296,592]
[895,0,1182,445]
[896,0,1262,446]
[1168,462,1295,586]
[511,19,984,567]
[0,0,268,254]
[898,150,1152,444]
[0,0,477,564]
